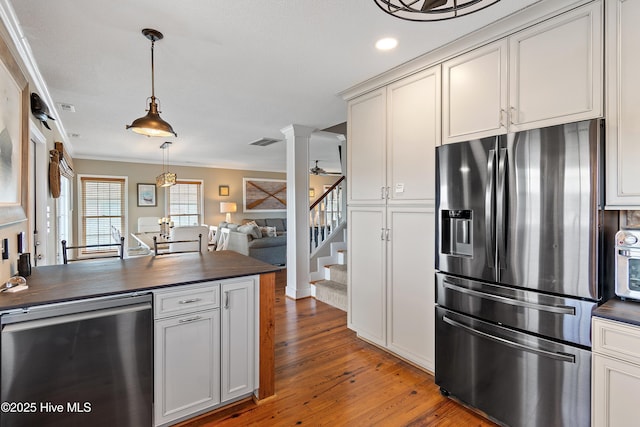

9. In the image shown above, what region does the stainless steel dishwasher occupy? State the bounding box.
[0,293,152,427]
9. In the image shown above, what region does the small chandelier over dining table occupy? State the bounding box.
[373,0,501,22]
[156,142,176,187]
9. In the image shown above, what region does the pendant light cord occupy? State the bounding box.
[150,39,156,101]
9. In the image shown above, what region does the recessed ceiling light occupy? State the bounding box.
[375,37,398,51]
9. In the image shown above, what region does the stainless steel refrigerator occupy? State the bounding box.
[435,119,617,427]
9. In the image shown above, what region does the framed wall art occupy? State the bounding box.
[243,178,286,212]
[137,183,157,207]
[0,34,29,226]
[219,185,229,196]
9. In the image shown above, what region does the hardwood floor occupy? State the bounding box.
[181,289,497,427]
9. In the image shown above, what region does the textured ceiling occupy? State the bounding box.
[8,0,540,172]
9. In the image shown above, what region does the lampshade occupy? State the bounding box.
[220,202,237,223]
[126,28,177,137]
[373,0,501,22]
[220,202,237,214]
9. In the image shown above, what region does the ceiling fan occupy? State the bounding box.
[310,160,342,176]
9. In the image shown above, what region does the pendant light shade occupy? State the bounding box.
[127,28,177,137]
[373,0,501,22]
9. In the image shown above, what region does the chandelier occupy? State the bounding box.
[373,0,501,22]
[156,142,176,187]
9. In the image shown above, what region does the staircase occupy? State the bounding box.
[311,244,347,312]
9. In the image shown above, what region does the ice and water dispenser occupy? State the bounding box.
[441,210,473,257]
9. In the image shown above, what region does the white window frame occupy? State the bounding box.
[166,179,204,226]
[77,174,128,258]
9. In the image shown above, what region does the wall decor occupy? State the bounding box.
[137,183,157,207]
[243,178,286,212]
[0,33,29,226]
[219,185,229,196]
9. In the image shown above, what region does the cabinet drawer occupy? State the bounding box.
[593,318,640,365]
[154,282,219,318]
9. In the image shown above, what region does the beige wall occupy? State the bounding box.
[73,159,287,238]
[74,159,340,247]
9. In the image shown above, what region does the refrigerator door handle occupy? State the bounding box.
[442,315,576,363]
[485,149,496,268]
[497,147,509,269]
[442,280,576,315]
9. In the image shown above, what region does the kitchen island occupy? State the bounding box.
[0,251,280,426]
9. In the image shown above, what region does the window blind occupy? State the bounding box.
[168,181,202,226]
[80,176,125,254]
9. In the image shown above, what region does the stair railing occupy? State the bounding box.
[309,176,346,253]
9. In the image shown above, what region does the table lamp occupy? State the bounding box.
[220,202,237,223]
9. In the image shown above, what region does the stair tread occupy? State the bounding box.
[324,264,347,271]
[315,279,347,291]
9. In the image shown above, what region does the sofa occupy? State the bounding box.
[217,218,286,265]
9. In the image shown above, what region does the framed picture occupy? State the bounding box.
[137,183,157,207]
[243,178,286,212]
[0,34,29,226]
[219,185,229,196]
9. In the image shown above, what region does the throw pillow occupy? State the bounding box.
[260,226,277,237]
[244,220,259,227]
[237,224,262,239]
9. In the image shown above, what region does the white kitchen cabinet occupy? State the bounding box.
[386,207,435,369]
[348,206,386,346]
[442,40,508,143]
[221,277,256,402]
[442,1,602,144]
[347,88,386,205]
[348,206,436,371]
[386,67,441,204]
[347,66,441,205]
[605,0,640,207]
[592,317,640,427]
[508,1,602,132]
[154,283,221,426]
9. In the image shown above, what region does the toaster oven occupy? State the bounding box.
[615,229,640,300]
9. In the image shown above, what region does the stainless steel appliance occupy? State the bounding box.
[435,119,617,427]
[615,229,640,300]
[0,293,152,427]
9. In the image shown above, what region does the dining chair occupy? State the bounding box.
[61,237,125,264]
[153,234,203,256]
[216,228,231,251]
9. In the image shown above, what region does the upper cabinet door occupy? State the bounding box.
[347,88,387,205]
[606,0,640,208]
[509,2,602,132]
[387,65,441,205]
[442,40,508,144]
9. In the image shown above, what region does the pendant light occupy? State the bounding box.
[373,0,501,22]
[156,142,177,187]
[126,28,177,137]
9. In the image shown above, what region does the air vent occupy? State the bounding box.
[250,137,281,147]
[57,103,76,113]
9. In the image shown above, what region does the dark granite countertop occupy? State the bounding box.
[0,251,280,312]
[593,298,640,327]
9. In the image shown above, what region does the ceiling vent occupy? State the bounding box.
[250,137,281,147]
[57,103,76,113]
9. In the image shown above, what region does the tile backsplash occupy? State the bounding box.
[625,211,640,228]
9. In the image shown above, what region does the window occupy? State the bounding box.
[79,175,127,255]
[168,180,203,226]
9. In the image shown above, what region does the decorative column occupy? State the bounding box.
[281,124,315,299]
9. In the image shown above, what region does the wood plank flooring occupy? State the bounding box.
[181,288,497,427]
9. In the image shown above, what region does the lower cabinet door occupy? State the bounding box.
[154,309,220,426]
[593,353,640,427]
[221,278,256,402]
